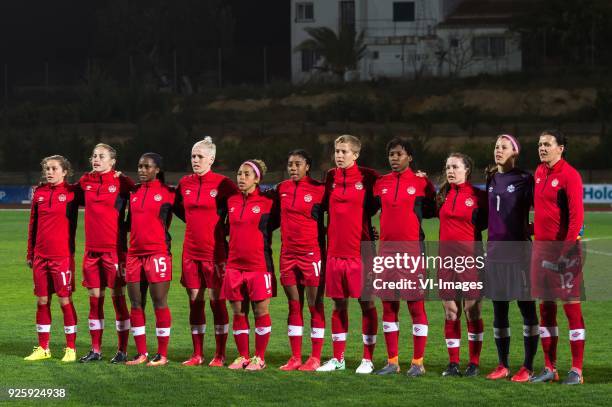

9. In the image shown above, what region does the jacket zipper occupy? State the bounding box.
[342,170,346,194]
[141,184,148,208]
[49,187,54,208]
[292,181,298,206]
[240,195,247,219]
[97,176,102,197]
[394,173,400,201]
[196,176,202,203]
[451,187,458,211]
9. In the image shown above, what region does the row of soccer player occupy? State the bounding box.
[24,131,585,384]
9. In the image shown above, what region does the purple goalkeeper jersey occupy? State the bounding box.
[487,168,534,243]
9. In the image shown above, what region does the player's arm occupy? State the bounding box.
[473,190,488,232]
[321,169,334,212]
[565,170,584,242]
[421,179,437,219]
[26,191,38,268]
[365,169,381,217]
[173,182,186,223]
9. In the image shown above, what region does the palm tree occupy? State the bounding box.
[295,26,367,79]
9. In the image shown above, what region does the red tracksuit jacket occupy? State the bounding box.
[277,176,325,255]
[374,168,436,242]
[128,180,175,256]
[226,187,279,273]
[438,182,487,242]
[534,159,584,242]
[324,164,379,258]
[79,171,135,253]
[174,171,238,262]
[27,182,79,260]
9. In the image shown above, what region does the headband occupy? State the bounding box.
[498,134,520,154]
[243,161,261,180]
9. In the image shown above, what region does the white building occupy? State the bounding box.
[291,0,524,82]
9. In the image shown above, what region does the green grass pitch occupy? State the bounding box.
[1,211,611,406]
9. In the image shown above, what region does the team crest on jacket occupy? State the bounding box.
[465,198,474,207]
[58,194,66,202]
[154,194,162,202]
[551,179,559,187]
[108,185,117,193]
[407,186,416,195]
[185,189,191,195]
[506,184,515,193]
[304,194,312,202]
[488,186,493,192]
[252,205,261,214]
[210,189,218,197]
[355,182,363,190]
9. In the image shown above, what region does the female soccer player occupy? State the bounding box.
[25,155,79,362]
[174,137,238,366]
[78,143,135,363]
[125,153,175,367]
[277,150,326,371]
[530,130,585,385]
[437,153,487,377]
[223,159,278,371]
[317,135,380,374]
[483,135,539,382]
[373,138,436,376]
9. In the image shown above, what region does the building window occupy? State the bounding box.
[393,2,415,22]
[296,2,314,22]
[301,49,319,72]
[472,36,506,58]
[339,1,356,33]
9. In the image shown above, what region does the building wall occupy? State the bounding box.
[291,0,340,83]
[290,0,521,82]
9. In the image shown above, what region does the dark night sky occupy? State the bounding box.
[0,0,290,84]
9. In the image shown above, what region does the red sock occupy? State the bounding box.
[130,307,147,355]
[408,300,428,362]
[211,300,229,359]
[287,300,303,359]
[189,299,206,357]
[255,314,272,359]
[154,307,171,357]
[112,295,130,353]
[444,319,461,364]
[61,302,77,349]
[232,314,250,358]
[563,303,585,374]
[88,296,104,353]
[309,302,325,359]
[332,309,348,361]
[467,319,484,365]
[539,302,558,370]
[362,307,378,360]
[36,302,52,349]
[382,301,400,360]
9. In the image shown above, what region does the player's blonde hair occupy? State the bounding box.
[92,143,117,160]
[335,134,361,154]
[192,136,216,157]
